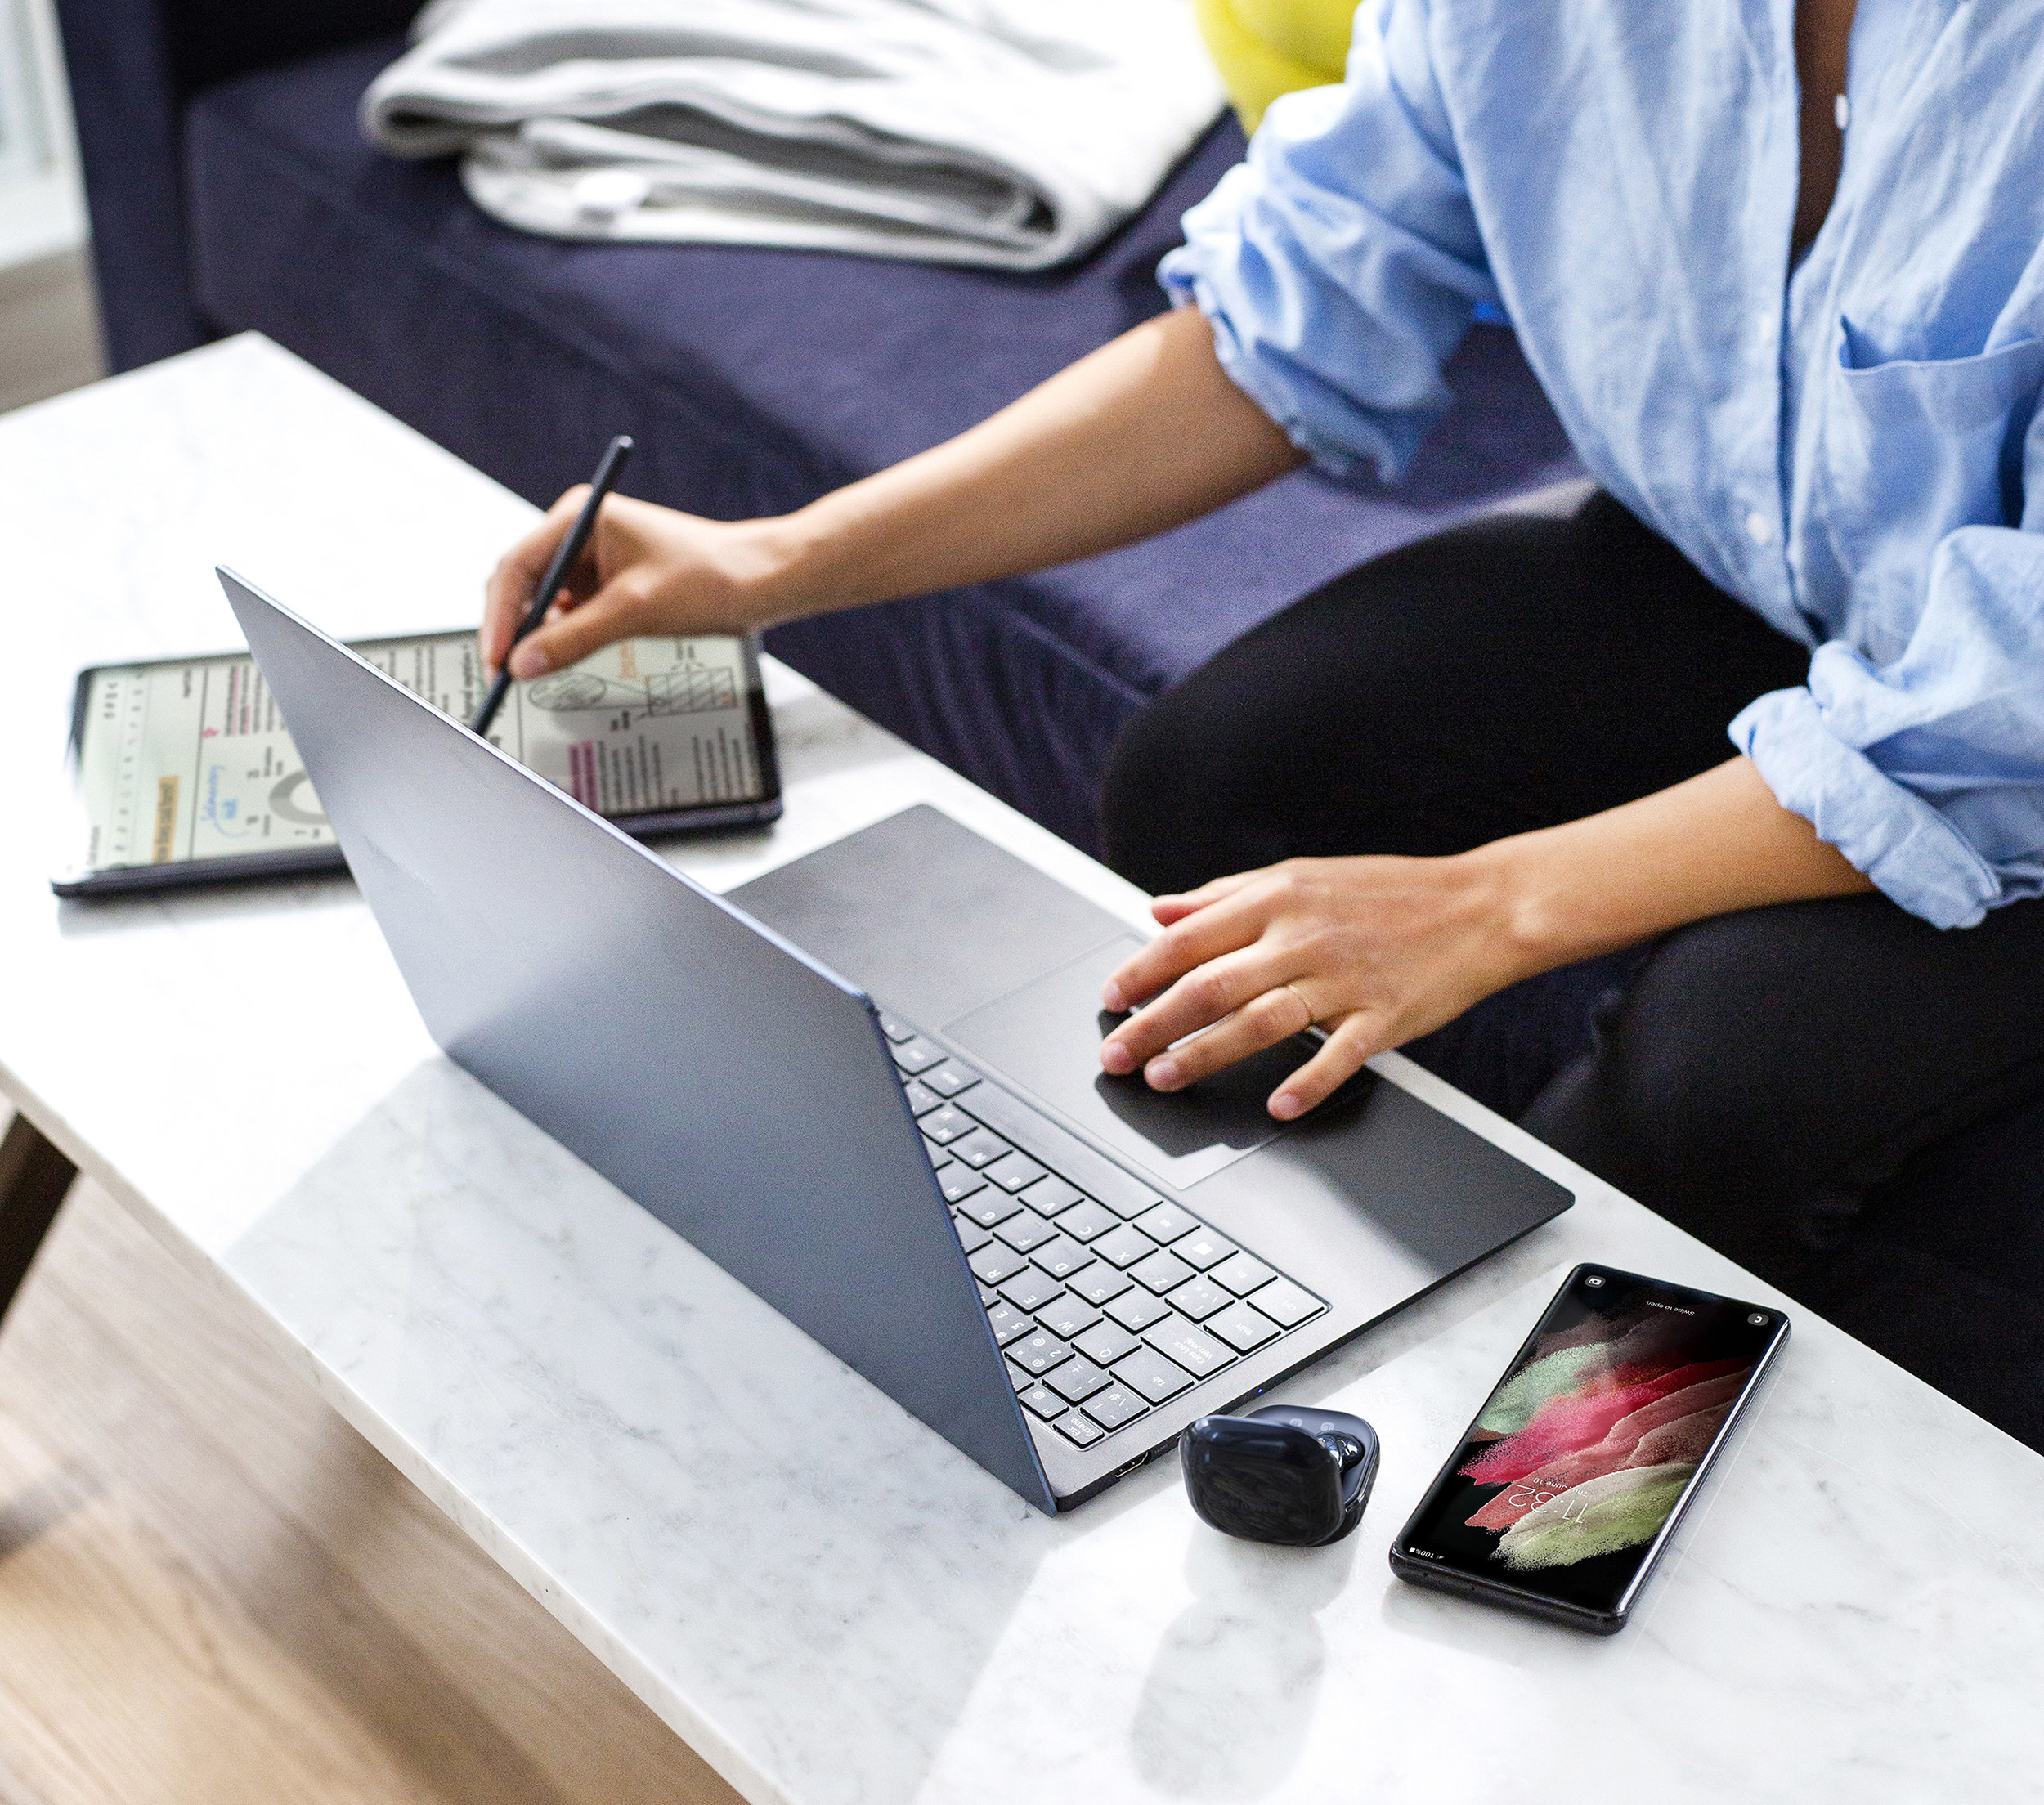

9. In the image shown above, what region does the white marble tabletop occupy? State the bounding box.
[3,335,2038,1803]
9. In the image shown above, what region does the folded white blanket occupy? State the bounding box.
[362,0,1224,269]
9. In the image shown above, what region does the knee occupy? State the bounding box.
[1099,685,1269,894]
[1522,917,1853,1277]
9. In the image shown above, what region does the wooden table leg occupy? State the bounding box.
[0,1113,77,1328]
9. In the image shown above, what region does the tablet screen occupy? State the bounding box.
[69,631,773,881]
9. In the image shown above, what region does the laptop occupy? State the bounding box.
[220,568,1572,1513]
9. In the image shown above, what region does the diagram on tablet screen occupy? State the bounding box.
[526,664,737,720]
[74,634,759,877]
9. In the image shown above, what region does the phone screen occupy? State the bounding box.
[1396,1267,1782,1616]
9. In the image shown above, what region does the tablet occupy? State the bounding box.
[53,629,782,897]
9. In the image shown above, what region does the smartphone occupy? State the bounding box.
[52,629,782,896]
[1388,1264,1787,1634]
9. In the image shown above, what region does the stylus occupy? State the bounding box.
[471,433,634,738]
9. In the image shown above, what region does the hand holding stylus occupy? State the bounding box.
[479,465,788,695]
[472,434,633,737]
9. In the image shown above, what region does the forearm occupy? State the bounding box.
[754,305,1302,620]
[1478,755,1876,976]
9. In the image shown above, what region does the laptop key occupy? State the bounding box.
[1020,1176,1084,1217]
[1074,1321,1141,1367]
[1036,1293,1100,1340]
[938,1165,990,1207]
[1248,1278,1324,1328]
[955,1185,1020,1227]
[1099,1188,1169,1222]
[920,1063,977,1097]
[892,1037,946,1075]
[1067,1262,1132,1307]
[1056,1411,1106,1448]
[970,1243,1029,1287]
[985,1151,1049,1193]
[1130,1250,1195,1295]
[921,1106,975,1145]
[1018,1384,1069,1421]
[998,1269,1065,1314]
[1166,1275,1232,1321]
[1083,1384,1150,1431]
[1134,1202,1199,1244]
[955,1217,993,1255]
[994,1208,1056,1253]
[876,1013,916,1043]
[1105,1288,1171,1332]
[1113,1346,1195,1404]
[1011,1330,1074,1377]
[1205,1301,1282,1353]
[902,1079,944,1117]
[985,1301,1033,1345]
[1051,1198,1119,1243]
[1029,1235,1091,1279]
[1091,1224,1159,1269]
[1210,1251,1277,1296]
[1141,1315,1235,1380]
[1172,1228,1238,1271]
[1047,1355,1111,1404]
[978,1283,999,1307]
[951,1128,1012,1169]
[1009,1360,1034,1391]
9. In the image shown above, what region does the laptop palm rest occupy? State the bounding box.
[730,806,1573,1319]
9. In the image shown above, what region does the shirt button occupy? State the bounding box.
[1745,509,1777,547]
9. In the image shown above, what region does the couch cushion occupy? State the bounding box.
[186,36,1579,851]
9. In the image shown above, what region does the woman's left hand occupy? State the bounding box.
[1097,852,1539,1121]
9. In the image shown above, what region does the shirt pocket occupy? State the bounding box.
[1817,325,2044,640]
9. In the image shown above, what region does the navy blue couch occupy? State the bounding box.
[55,0,2043,1447]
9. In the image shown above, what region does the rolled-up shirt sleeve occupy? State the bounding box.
[1159,0,1499,484]
[1731,517,2044,929]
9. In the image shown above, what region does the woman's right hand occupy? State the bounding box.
[481,490,795,679]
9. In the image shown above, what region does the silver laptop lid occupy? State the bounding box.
[217,567,1053,1513]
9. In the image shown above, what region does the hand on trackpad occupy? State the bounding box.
[945,939,1310,1189]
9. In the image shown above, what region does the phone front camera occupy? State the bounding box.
[1747,1312,1768,1326]
[1584,1275,1605,1288]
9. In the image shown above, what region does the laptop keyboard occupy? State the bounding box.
[878,1013,1327,1451]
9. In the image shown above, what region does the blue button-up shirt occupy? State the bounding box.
[1160,0,2044,928]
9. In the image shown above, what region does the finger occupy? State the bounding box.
[1268,1015,1383,1121]
[1150,870,1259,927]
[1100,880,1277,1013]
[1100,943,1287,1074]
[505,571,653,679]
[482,489,589,672]
[1136,984,1316,1091]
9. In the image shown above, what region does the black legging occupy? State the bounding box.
[1101,492,2044,1309]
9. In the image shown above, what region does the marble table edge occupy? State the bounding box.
[1,1044,786,1802]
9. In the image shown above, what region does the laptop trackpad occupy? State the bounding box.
[946,939,1311,1190]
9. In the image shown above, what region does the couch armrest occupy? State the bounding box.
[53,0,418,371]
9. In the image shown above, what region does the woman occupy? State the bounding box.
[481,0,2044,1290]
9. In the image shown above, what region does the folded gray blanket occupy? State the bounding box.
[363,0,1224,269]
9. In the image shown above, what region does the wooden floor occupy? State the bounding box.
[0,1121,742,1805]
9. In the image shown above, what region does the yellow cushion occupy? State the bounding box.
[1194,0,1356,135]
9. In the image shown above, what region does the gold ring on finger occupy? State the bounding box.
[1281,982,1316,1032]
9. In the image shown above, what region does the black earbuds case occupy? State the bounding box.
[1179,1405,1380,1546]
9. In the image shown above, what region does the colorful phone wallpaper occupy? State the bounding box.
[1401,1274,1772,1611]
